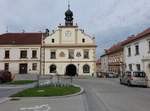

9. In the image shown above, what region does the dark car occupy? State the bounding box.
[0,70,13,83]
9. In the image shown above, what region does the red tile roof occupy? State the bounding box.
[105,42,123,54]
[0,33,42,45]
[102,27,150,56]
[96,59,101,65]
[122,28,150,45]
[105,36,135,54]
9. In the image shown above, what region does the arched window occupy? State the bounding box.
[50,64,56,73]
[83,64,90,73]
[82,38,85,43]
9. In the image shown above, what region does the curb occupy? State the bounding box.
[9,84,85,100]
[0,82,37,89]
[0,97,10,104]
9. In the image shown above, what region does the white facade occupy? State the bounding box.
[124,35,150,80]
[0,45,41,74]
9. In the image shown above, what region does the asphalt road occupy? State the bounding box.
[0,83,36,97]
[75,78,150,111]
[0,88,21,97]
[0,78,150,111]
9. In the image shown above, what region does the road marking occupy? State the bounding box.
[0,97,10,104]
[20,104,51,111]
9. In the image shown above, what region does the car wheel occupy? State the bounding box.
[127,81,131,86]
[144,85,148,88]
[120,79,122,84]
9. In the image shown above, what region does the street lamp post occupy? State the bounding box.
[77,63,79,77]
[76,52,81,77]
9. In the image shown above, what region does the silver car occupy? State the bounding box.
[120,71,148,87]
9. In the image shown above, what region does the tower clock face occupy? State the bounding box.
[65,31,71,37]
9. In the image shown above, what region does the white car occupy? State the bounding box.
[120,71,148,87]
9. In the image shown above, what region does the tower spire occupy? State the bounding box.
[65,1,73,26]
[68,1,70,9]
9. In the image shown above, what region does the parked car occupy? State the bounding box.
[120,71,148,87]
[107,73,114,78]
[106,72,119,78]
[0,70,14,83]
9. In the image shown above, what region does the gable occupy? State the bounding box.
[44,27,95,45]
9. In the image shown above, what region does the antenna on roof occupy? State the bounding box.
[6,26,8,33]
[68,0,70,9]
[22,29,25,33]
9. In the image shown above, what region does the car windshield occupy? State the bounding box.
[133,72,146,77]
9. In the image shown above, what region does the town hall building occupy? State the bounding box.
[0,5,97,76]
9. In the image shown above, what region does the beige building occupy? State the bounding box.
[0,6,97,76]
[0,33,42,75]
[41,6,97,76]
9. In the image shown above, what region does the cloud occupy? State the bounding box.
[0,0,150,57]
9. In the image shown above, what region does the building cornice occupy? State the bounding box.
[42,44,97,48]
[0,60,40,62]
[0,45,41,47]
[42,60,96,63]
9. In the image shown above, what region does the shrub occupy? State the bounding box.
[0,70,14,83]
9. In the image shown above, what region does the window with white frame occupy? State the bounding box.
[136,64,141,71]
[20,50,27,58]
[50,51,56,59]
[32,50,37,58]
[129,64,132,71]
[50,64,56,73]
[128,47,131,57]
[32,63,37,70]
[135,45,139,55]
[68,50,74,59]
[148,41,150,53]
[83,64,90,73]
[84,50,89,59]
[4,63,9,71]
[5,50,10,59]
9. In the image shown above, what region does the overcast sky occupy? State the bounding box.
[0,0,150,57]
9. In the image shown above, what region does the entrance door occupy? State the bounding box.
[66,64,77,76]
[19,64,28,74]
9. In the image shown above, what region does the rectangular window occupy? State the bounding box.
[84,50,89,59]
[5,50,9,59]
[32,63,37,71]
[148,41,150,53]
[135,45,139,55]
[129,64,132,71]
[4,63,9,71]
[32,50,37,58]
[20,50,27,58]
[52,39,55,43]
[50,51,56,59]
[82,38,85,43]
[69,50,74,59]
[136,64,141,71]
[128,47,131,57]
